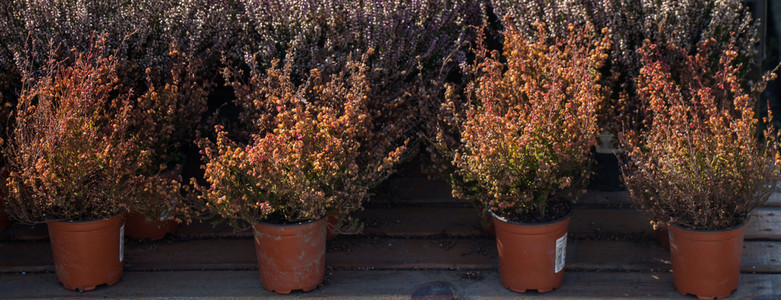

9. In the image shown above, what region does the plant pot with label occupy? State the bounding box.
[619,41,781,299]
[253,218,326,293]
[196,55,404,293]
[491,208,571,292]
[1,40,156,291]
[442,20,606,294]
[47,213,126,291]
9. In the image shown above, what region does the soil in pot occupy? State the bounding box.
[669,223,747,300]
[253,218,326,294]
[125,211,177,241]
[47,213,125,291]
[492,206,571,293]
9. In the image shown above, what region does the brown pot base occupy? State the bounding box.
[62,275,121,292]
[47,213,125,291]
[492,211,571,293]
[253,218,326,294]
[669,223,746,300]
[505,286,556,294]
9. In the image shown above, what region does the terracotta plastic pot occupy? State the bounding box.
[492,210,571,293]
[125,211,177,241]
[253,218,326,294]
[47,213,125,291]
[669,222,747,300]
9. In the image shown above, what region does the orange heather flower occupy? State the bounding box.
[444,21,610,222]
[619,38,781,230]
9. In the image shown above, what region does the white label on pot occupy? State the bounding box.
[555,233,567,273]
[119,224,125,262]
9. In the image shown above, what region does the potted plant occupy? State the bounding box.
[619,38,780,299]
[196,53,404,294]
[444,22,610,293]
[2,37,154,291]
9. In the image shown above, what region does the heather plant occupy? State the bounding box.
[2,39,159,223]
[619,39,780,230]
[489,0,759,131]
[0,0,240,85]
[444,23,610,222]
[0,0,242,221]
[239,0,481,171]
[197,54,405,227]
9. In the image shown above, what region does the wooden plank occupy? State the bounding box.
[743,241,781,273]
[174,220,252,239]
[124,239,257,271]
[326,238,496,270]
[3,237,778,273]
[0,240,53,273]
[0,223,47,241]
[370,176,462,206]
[575,190,632,206]
[567,240,669,272]
[356,207,484,237]
[746,208,781,240]
[569,209,652,239]
[0,270,777,299]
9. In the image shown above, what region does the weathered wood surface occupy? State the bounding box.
[2,237,778,273]
[0,270,778,299]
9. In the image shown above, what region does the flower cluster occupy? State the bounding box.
[239,0,481,170]
[0,0,240,88]
[134,45,210,173]
[488,0,758,130]
[619,39,779,230]
[445,23,610,222]
[198,54,405,226]
[3,38,146,223]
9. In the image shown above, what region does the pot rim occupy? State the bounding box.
[670,218,749,233]
[490,208,573,227]
[45,212,126,224]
